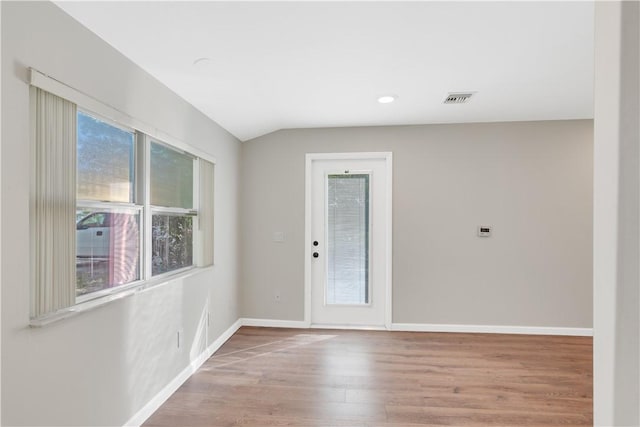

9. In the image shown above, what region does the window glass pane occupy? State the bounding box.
[76,208,140,297]
[77,112,135,203]
[326,174,370,305]
[152,214,193,275]
[150,142,193,209]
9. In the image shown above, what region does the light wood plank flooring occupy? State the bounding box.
[143,327,592,426]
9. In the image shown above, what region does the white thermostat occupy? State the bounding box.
[478,226,492,237]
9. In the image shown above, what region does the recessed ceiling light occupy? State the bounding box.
[377,95,397,104]
[192,57,213,67]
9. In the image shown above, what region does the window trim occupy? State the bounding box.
[78,107,135,134]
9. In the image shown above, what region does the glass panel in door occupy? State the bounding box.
[326,173,370,305]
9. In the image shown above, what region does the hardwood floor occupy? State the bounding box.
[143,327,592,426]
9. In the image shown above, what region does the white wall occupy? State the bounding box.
[1,2,241,426]
[241,121,593,329]
[593,1,640,425]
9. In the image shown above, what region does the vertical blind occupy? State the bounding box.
[33,88,77,317]
[199,159,215,266]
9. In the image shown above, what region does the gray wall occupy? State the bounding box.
[241,120,593,328]
[593,1,640,425]
[1,2,241,426]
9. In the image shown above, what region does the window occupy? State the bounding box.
[76,117,199,298]
[152,214,193,275]
[150,142,193,208]
[76,208,141,296]
[326,174,370,305]
[76,112,140,298]
[31,81,215,319]
[150,141,196,275]
[77,112,135,203]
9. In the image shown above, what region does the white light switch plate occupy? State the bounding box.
[273,231,285,242]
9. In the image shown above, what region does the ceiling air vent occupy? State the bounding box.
[444,92,474,104]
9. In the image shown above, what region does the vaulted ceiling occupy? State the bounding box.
[56,1,594,141]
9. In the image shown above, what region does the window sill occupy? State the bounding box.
[29,265,213,328]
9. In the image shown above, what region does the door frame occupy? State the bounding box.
[304,152,393,329]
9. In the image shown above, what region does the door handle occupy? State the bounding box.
[313,252,319,258]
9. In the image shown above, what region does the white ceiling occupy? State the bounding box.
[56,1,594,142]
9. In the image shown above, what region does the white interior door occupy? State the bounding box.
[306,153,392,328]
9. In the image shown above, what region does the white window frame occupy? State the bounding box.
[147,138,199,278]
[75,110,201,301]
[74,108,146,303]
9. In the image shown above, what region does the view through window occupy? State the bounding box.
[76,112,140,297]
[76,113,197,299]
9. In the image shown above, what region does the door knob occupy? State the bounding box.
[313,252,319,258]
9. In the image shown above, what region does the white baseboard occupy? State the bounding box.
[124,318,243,427]
[309,323,387,331]
[241,317,308,328]
[241,318,593,336]
[391,322,593,337]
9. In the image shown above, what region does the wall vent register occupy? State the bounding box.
[444,92,474,104]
